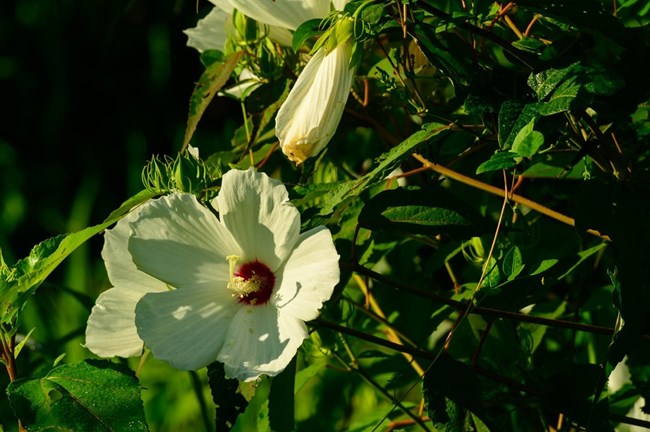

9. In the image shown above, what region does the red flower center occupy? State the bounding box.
[234,260,275,305]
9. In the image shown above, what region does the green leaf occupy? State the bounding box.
[617,0,650,27]
[528,258,559,276]
[483,256,501,289]
[292,18,322,52]
[200,49,225,67]
[0,190,156,325]
[511,36,547,53]
[503,246,524,280]
[475,151,519,174]
[511,119,545,158]
[207,362,248,430]
[498,100,540,149]
[412,23,472,85]
[423,354,491,427]
[102,189,158,224]
[537,74,583,116]
[317,123,450,217]
[527,62,587,116]
[358,186,486,238]
[182,51,243,150]
[13,328,35,359]
[528,62,580,101]
[521,151,588,179]
[7,360,147,431]
[556,242,608,281]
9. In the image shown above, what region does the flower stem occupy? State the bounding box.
[1,331,27,432]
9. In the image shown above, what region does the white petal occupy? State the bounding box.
[276,42,355,164]
[85,201,170,358]
[266,25,294,47]
[102,200,169,292]
[135,283,241,370]
[85,287,159,357]
[214,168,300,271]
[228,0,329,31]
[331,0,350,11]
[184,7,232,53]
[218,305,307,381]
[273,226,339,321]
[128,193,241,288]
[208,0,234,14]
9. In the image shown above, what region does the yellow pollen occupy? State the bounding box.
[226,255,262,298]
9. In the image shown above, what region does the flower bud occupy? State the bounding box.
[172,152,208,194]
[142,156,172,193]
[275,39,356,164]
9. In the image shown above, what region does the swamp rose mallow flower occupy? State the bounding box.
[275,40,356,164]
[85,168,340,381]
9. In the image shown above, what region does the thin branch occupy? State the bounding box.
[415,2,536,70]
[344,262,639,340]
[353,274,426,377]
[411,153,611,241]
[330,336,432,431]
[316,318,543,397]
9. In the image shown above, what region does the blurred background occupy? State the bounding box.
[1,0,239,429]
[0,0,237,260]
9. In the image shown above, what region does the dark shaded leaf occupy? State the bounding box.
[498,101,540,150]
[423,354,491,427]
[358,186,487,238]
[207,362,248,431]
[503,246,524,280]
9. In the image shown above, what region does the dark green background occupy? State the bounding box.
[0,0,239,262]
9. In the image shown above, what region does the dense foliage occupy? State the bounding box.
[2,0,650,430]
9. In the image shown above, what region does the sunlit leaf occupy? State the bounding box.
[317,123,450,217]
[0,190,157,325]
[7,360,146,431]
[182,51,243,149]
[511,119,545,158]
[475,151,519,174]
[292,19,322,52]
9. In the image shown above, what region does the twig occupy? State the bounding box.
[344,262,637,339]
[411,153,611,241]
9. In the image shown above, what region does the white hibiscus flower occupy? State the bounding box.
[85,168,339,381]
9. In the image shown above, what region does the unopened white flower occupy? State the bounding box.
[276,40,355,164]
[85,168,339,381]
[184,0,351,101]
